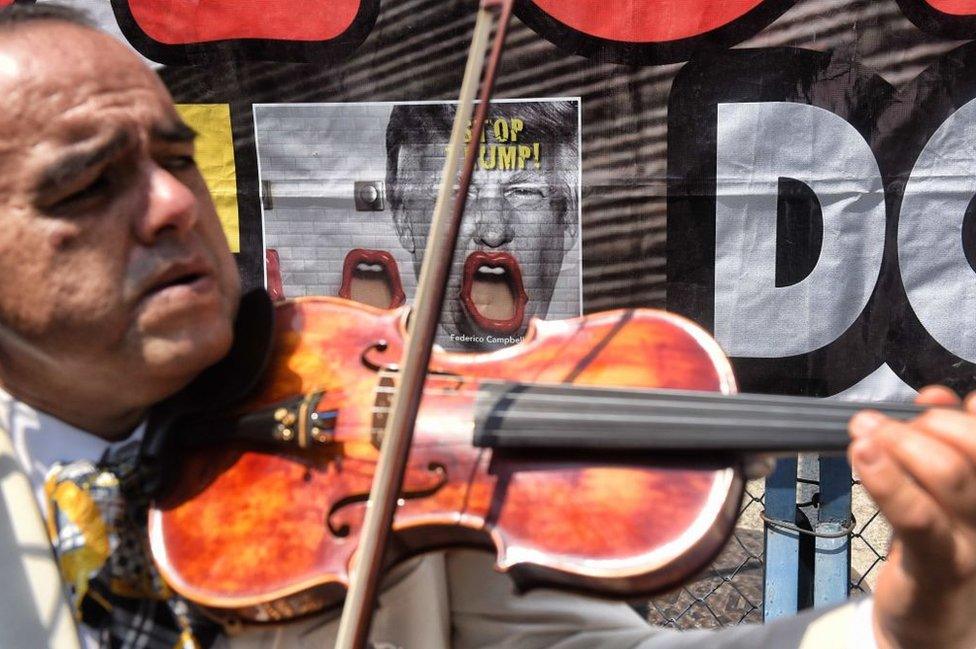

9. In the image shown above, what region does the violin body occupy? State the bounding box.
[148,297,744,624]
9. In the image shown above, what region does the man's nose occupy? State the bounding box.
[133,162,198,243]
[472,203,513,248]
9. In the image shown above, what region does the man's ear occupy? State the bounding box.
[561,192,579,247]
[563,211,579,245]
[391,207,415,254]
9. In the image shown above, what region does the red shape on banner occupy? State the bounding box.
[516,0,795,65]
[894,0,976,37]
[112,0,378,64]
[530,0,765,42]
[923,0,976,15]
[265,249,285,303]
[127,0,359,44]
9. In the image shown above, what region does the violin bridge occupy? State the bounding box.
[371,375,397,447]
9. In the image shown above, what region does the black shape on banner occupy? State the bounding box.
[110,0,379,66]
[513,0,796,66]
[776,177,823,288]
[224,101,265,293]
[965,197,976,274]
[667,48,894,396]
[873,41,976,395]
[894,0,976,39]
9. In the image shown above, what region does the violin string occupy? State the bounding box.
[368,405,869,432]
[369,379,922,411]
[365,406,912,455]
[349,375,926,452]
[369,383,923,421]
[368,404,880,421]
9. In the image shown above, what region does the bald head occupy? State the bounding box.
[0,17,174,151]
[0,3,93,31]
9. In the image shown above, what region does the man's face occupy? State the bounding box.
[392,135,576,346]
[0,23,240,429]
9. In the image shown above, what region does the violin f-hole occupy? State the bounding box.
[325,462,449,538]
[361,340,398,373]
[361,340,464,386]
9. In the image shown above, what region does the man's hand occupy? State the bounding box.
[849,387,976,649]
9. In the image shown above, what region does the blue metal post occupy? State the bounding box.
[814,455,852,606]
[763,456,799,621]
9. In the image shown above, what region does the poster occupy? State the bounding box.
[254,99,582,350]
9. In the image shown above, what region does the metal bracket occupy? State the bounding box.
[354,181,386,211]
[761,510,856,539]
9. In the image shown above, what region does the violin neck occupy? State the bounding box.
[472,382,924,455]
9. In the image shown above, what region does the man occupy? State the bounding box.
[0,5,240,646]
[387,102,580,349]
[0,6,975,649]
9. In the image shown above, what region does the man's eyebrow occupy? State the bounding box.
[505,172,545,185]
[36,130,132,196]
[152,121,198,144]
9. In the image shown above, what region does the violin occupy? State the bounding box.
[147,295,920,625]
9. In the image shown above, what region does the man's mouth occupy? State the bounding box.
[461,251,528,335]
[339,249,406,310]
[141,260,214,301]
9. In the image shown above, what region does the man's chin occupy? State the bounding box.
[140,323,234,388]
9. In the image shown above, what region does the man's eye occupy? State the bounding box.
[163,155,198,171]
[60,174,110,206]
[504,186,547,202]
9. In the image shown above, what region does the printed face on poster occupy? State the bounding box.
[254,99,582,351]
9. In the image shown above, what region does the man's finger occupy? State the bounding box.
[909,408,976,466]
[916,385,962,407]
[876,419,976,524]
[744,455,775,480]
[850,423,955,563]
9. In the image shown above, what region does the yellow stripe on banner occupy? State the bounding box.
[176,104,240,253]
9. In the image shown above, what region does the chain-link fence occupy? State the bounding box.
[638,471,890,628]
[850,479,891,594]
[643,480,766,628]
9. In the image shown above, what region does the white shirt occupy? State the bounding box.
[0,388,143,517]
[0,387,142,649]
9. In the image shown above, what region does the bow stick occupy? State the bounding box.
[333,1,516,646]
